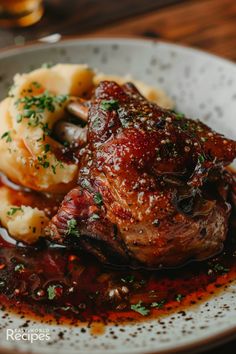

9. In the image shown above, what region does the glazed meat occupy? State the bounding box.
[47,81,236,268]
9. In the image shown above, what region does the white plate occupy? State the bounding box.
[0,38,236,354]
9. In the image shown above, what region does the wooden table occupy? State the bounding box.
[0,0,236,353]
[1,0,236,62]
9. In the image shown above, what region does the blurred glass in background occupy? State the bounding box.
[0,0,44,27]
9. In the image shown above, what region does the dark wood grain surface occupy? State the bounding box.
[0,0,236,353]
[0,0,236,61]
[0,0,185,48]
[86,0,236,61]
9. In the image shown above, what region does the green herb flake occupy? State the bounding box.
[51,164,56,175]
[41,62,54,69]
[42,161,50,168]
[47,285,57,300]
[41,123,52,136]
[81,179,92,191]
[100,99,119,111]
[175,112,185,120]
[16,91,68,128]
[131,301,150,316]
[51,160,64,175]
[14,264,25,272]
[212,263,229,274]
[7,207,23,216]
[121,275,135,284]
[198,154,205,163]
[151,299,166,309]
[90,213,100,221]
[1,131,12,143]
[32,81,42,89]
[56,94,68,105]
[66,218,80,238]
[37,156,50,169]
[23,109,36,118]
[16,114,23,123]
[175,294,184,302]
[44,144,51,153]
[60,306,71,312]
[94,192,103,206]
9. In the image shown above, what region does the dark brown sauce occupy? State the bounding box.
[0,174,236,326]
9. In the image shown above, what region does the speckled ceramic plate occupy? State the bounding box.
[0,38,236,354]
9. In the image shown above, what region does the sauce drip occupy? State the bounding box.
[0,175,235,325]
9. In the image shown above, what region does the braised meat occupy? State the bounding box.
[47,81,236,268]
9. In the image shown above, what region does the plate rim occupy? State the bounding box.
[0,322,235,354]
[0,36,235,71]
[0,36,235,354]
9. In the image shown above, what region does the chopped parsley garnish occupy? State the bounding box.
[14,264,25,272]
[47,285,56,300]
[60,306,71,312]
[51,164,57,174]
[7,207,23,216]
[100,99,119,111]
[198,154,205,163]
[121,275,135,284]
[44,144,51,153]
[81,179,92,191]
[1,131,12,143]
[151,299,166,309]
[66,218,80,238]
[175,294,184,302]
[16,91,68,127]
[36,155,63,173]
[16,113,23,123]
[175,112,185,120]
[42,161,50,168]
[212,263,229,274]
[41,122,52,136]
[37,156,50,169]
[51,164,57,175]
[47,285,63,300]
[90,213,100,221]
[41,62,54,69]
[51,160,64,175]
[131,301,150,316]
[32,81,42,89]
[94,192,103,206]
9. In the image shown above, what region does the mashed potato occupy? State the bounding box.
[0,187,49,244]
[0,64,173,243]
[0,64,94,193]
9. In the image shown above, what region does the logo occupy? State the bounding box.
[6,328,51,343]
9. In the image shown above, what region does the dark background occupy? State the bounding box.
[0,0,236,61]
[0,0,236,353]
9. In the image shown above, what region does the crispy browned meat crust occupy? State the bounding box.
[47,81,236,268]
